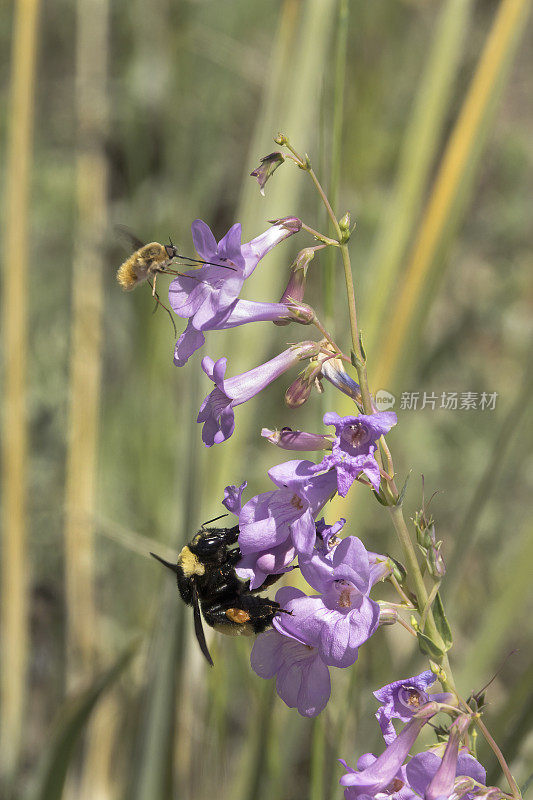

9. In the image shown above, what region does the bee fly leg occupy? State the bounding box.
[147,278,177,338]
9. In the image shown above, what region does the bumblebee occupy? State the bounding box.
[151,520,284,666]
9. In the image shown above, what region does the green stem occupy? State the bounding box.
[300,221,339,247]
[324,0,349,334]
[388,504,456,694]
[476,717,521,799]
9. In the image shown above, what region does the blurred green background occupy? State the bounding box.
[1,0,532,798]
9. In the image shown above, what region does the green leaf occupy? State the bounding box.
[432,591,453,651]
[417,630,444,660]
[30,642,137,800]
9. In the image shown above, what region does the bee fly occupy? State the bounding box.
[151,516,286,666]
[116,227,235,334]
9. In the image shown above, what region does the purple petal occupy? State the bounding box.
[191,219,217,260]
[331,537,371,593]
[250,629,285,678]
[455,753,486,785]
[290,507,316,556]
[221,348,301,403]
[222,481,247,515]
[173,321,205,366]
[217,222,245,269]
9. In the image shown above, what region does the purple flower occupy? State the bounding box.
[340,759,417,800]
[406,743,486,800]
[261,426,332,451]
[315,411,397,495]
[340,704,440,797]
[251,589,331,717]
[281,536,381,667]
[374,671,438,744]
[237,459,338,569]
[236,541,297,590]
[170,217,302,365]
[197,342,318,446]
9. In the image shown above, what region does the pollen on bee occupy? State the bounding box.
[226,608,251,624]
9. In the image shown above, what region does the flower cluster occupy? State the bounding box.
[165,215,402,714]
[339,682,494,800]
[155,140,518,799]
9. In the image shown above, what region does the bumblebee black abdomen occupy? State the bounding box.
[203,593,281,636]
[151,522,283,666]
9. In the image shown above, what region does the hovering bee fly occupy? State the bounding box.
[151,518,286,666]
[116,227,235,333]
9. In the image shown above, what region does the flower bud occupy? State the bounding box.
[285,376,312,408]
[274,132,288,146]
[320,357,362,405]
[250,152,285,195]
[278,248,314,303]
[261,427,332,451]
[339,211,352,242]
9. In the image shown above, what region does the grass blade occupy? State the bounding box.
[363,0,473,359]
[373,0,530,388]
[63,0,109,688]
[0,0,40,782]
[29,643,136,800]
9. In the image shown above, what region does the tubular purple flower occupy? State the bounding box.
[261,427,333,451]
[197,343,318,446]
[340,704,440,795]
[425,717,472,800]
[170,217,302,365]
[374,671,438,744]
[286,536,381,668]
[237,459,338,563]
[405,745,486,800]
[314,411,397,495]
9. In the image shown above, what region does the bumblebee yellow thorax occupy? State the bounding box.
[177,545,205,578]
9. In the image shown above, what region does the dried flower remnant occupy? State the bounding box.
[250,151,285,195]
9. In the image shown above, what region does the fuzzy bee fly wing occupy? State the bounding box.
[192,581,214,667]
[115,224,145,252]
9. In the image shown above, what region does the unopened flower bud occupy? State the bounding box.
[274,132,288,146]
[278,248,314,303]
[274,249,314,326]
[339,211,351,242]
[285,376,312,408]
[261,427,332,451]
[250,152,285,195]
[320,357,362,405]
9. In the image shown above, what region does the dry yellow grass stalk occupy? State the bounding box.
[373,0,530,389]
[0,0,40,780]
[63,0,108,689]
